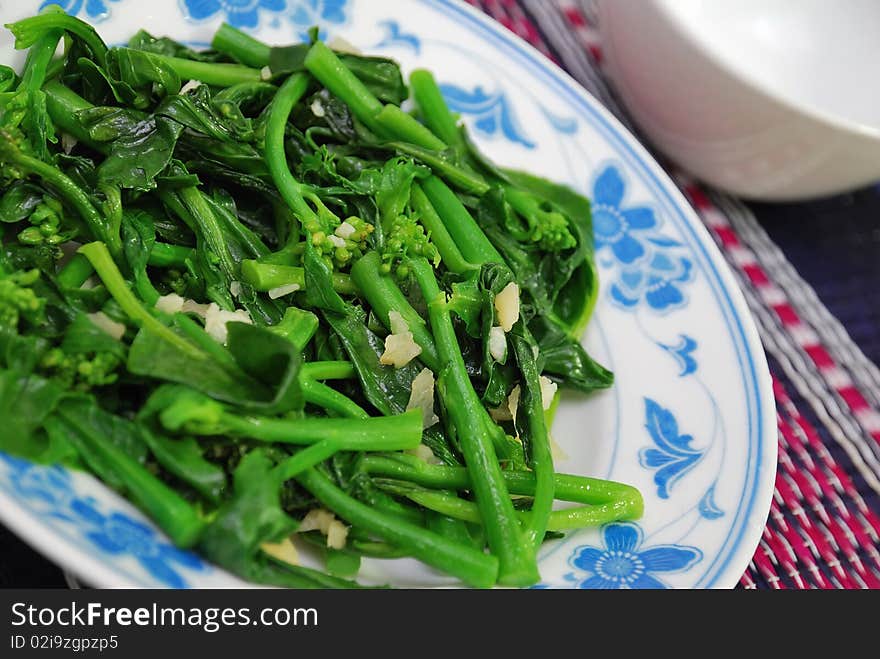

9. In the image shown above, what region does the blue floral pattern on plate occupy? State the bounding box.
[0,453,204,587]
[40,0,122,21]
[288,0,347,39]
[568,522,702,589]
[439,84,535,149]
[658,334,698,376]
[639,398,704,499]
[181,0,287,29]
[593,164,695,312]
[373,19,420,53]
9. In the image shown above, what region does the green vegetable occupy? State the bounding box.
[0,12,637,589]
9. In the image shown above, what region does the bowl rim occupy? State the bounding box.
[644,0,880,143]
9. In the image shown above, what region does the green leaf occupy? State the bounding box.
[198,449,361,588]
[225,321,303,414]
[303,240,347,313]
[0,369,67,462]
[96,115,183,191]
[530,315,613,393]
[128,30,227,63]
[155,85,253,143]
[60,313,127,360]
[128,320,303,415]
[139,428,226,503]
[121,208,158,304]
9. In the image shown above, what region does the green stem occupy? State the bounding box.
[56,253,93,288]
[389,143,489,195]
[296,467,498,588]
[361,454,642,510]
[303,41,383,135]
[78,242,201,357]
[349,251,439,371]
[510,331,554,549]
[301,361,356,380]
[379,482,640,532]
[212,409,422,452]
[373,104,447,151]
[148,242,194,268]
[263,73,319,225]
[410,257,537,586]
[211,22,270,68]
[419,176,503,265]
[240,260,357,296]
[362,454,643,512]
[55,409,205,547]
[42,80,104,151]
[6,13,108,67]
[19,27,62,92]
[425,510,481,551]
[274,439,343,482]
[150,53,262,86]
[409,69,464,149]
[267,306,318,351]
[301,379,369,419]
[176,186,238,288]
[410,183,475,275]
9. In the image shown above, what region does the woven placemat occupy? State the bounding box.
[750,186,880,369]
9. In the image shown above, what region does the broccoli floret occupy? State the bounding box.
[39,347,121,391]
[0,268,45,327]
[529,207,576,251]
[309,212,373,268]
[160,268,192,297]
[16,195,72,246]
[0,125,30,186]
[157,387,226,435]
[380,214,439,279]
[505,187,576,252]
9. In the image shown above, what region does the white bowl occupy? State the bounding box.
[597,0,880,201]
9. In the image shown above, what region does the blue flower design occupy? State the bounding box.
[71,498,203,588]
[440,84,535,149]
[639,398,703,499]
[569,522,702,589]
[374,20,420,54]
[699,484,724,519]
[609,252,693,313]
[658,334,698,376]
[540,105,578,135]
[591,164,695,312]
[289,0,348,39]
[592,165,658,265]
[181,0,286,29]
[40,0,121,21]
[3,458,76,520]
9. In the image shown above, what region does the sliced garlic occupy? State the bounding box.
[86,312,125,340]
[204,304,253,344]
[267,283,301,299]
[494,282,520,332]
[406,368,439,428]
[155,293,185,315]
[488,326,507,362]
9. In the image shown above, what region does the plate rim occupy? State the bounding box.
[0,0,777,589]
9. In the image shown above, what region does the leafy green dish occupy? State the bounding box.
[0,8,643,588]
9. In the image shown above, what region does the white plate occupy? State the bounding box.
[0,0,776,589]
